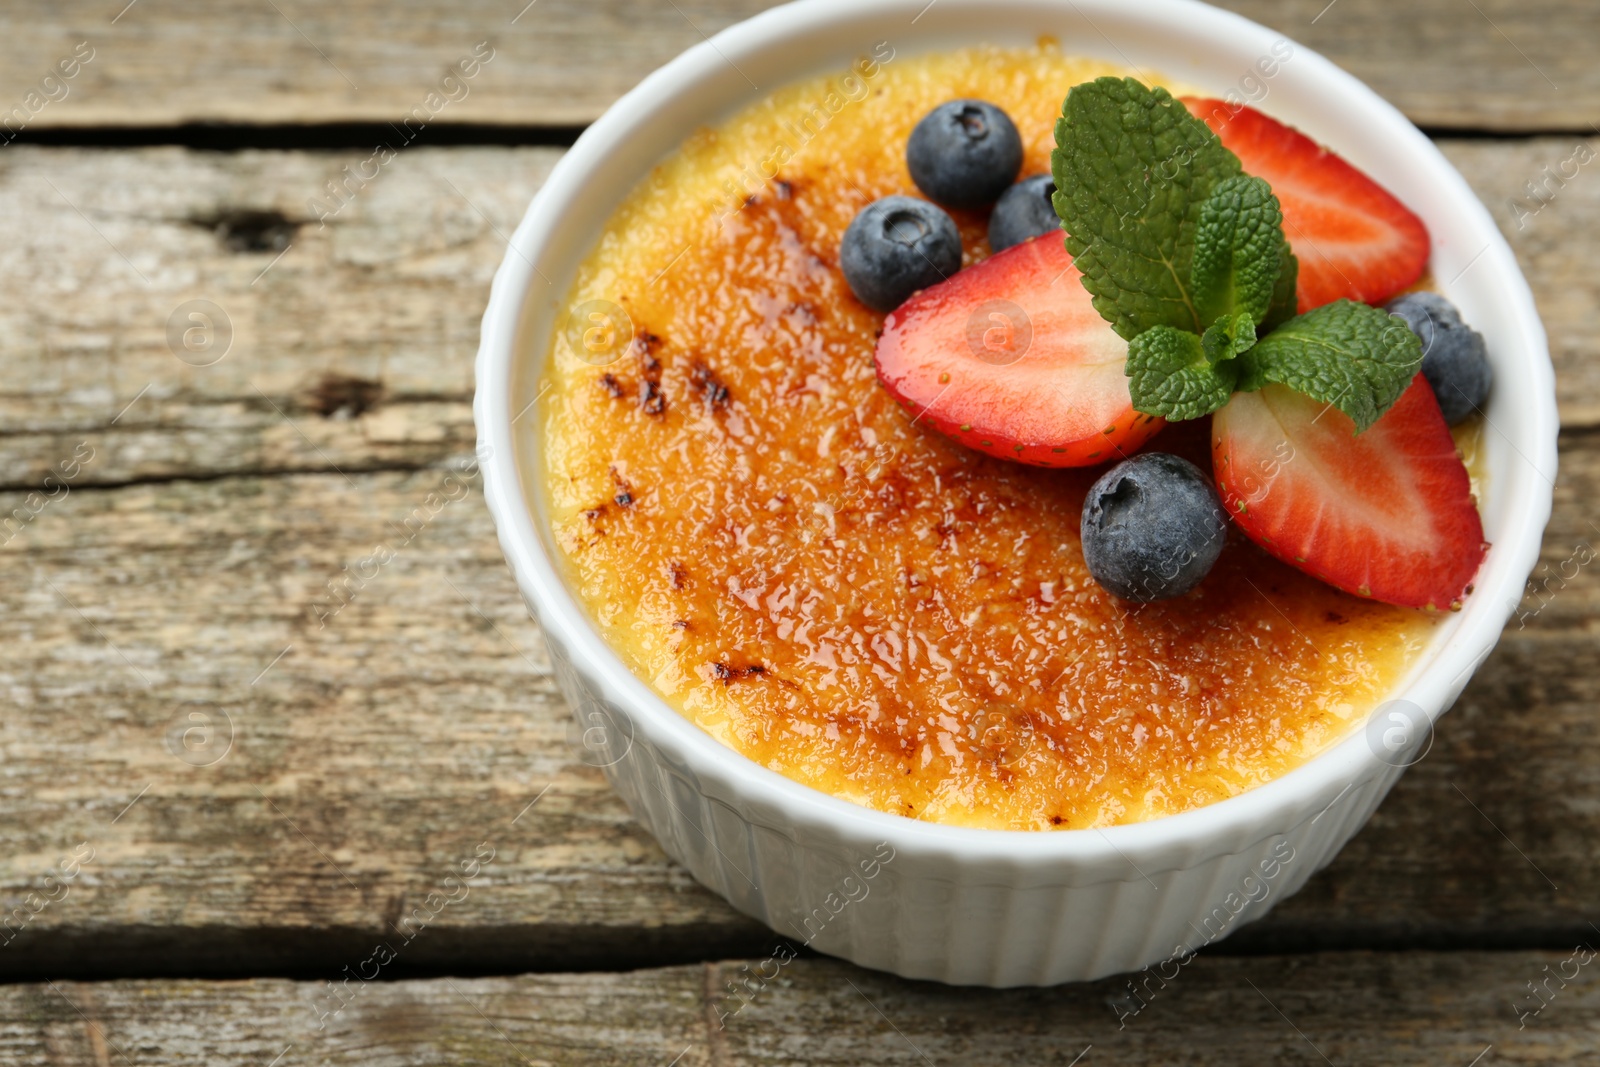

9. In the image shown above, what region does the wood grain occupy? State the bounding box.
[1,0,1594,133]
[8,952,1599,1065]
[0,137,1596,497]
[0,465,768,979]
[0,146,556,492]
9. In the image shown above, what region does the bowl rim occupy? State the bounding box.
[473,0,1558,870]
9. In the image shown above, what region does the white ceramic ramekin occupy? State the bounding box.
[474,0,1556,985]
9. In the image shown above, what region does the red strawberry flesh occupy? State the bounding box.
[1182,97,1430,314]
[873,234,1162,467]
[1212,376,1486,610]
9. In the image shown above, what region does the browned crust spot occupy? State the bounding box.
[690,360,731,407]
[712,662,770,684]
[640,378,666,416]
[610,465,635,508]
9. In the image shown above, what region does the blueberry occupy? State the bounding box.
[1081,453,1227,602]
[1385,292,1493,425]
[988,174,1060,252]
[907,100,1024,209]
[840,195,962,312]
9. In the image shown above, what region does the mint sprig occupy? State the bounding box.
[1050,78,1421,432]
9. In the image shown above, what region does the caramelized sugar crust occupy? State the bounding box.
[539,44,1436,829]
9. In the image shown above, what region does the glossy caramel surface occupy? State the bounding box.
[537,44,1439,829]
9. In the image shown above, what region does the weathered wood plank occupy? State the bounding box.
[5,952,1596,1065]
[1439,138,1600,428]
[0,465,769,978]
[1,0,1594,133]
[1,429,1598,975]
[0,145,557,490]
[0,138,1595,496]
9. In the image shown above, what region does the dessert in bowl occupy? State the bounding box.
[540,42,1489,833]
[476,0,1555,985]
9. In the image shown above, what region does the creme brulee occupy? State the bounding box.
[534,43,1461,830]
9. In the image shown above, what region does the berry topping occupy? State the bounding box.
[1081,453,1227,602]
[1050,79,1420,434]
[988,174,1060,252]
[906,99,1024,208]
[1183,98,1430,313]
[1213,377,1487,610]
[1385,292,1493,425]
[873,234,1163,467]
[840,195,962,312]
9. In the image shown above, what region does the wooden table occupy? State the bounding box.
[2,1,1597,1062]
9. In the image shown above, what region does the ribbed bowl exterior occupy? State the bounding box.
[476,0,1557,987]
[546,637,1464,985]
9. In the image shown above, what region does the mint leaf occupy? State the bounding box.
[1260,240,1299,333]
[1191,175,1283,324]
[1127,326,1240,421]
[1240,300,1423,432]
[1201,310,1257,365]
[1051,78,1241,341]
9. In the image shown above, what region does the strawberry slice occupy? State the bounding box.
[1182,98,1430,314]
[873,234,1161,467]
[1213,376,1486,610]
